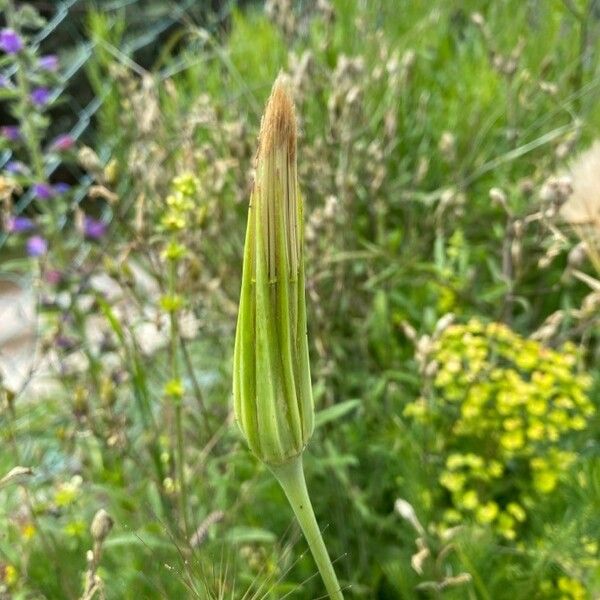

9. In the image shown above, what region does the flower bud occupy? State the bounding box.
[233,76,314,466]
[90,508,113,543]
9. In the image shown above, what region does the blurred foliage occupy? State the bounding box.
[406,319,594,542]
[2,0,600,598]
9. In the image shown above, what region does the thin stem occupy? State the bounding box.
[175,402,189,536]
[270,456,344,600]
[168,260,189,537]
[179,333,213,436]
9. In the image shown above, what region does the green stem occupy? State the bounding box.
[270,456,344,600]
[168,260,189,537]
[5,1,45,181]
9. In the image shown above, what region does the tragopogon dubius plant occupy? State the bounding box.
[233,75,344,600]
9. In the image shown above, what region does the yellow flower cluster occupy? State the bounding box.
[408,319,594,540]
[160,173,202,235]
[540,576,589,600]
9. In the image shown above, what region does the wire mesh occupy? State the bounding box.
[0,0,232,248]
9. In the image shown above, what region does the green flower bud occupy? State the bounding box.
[233,76,314,466]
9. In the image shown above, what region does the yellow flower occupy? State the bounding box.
[159,294,184,312]
[527,421,545,441]
[497,513,516,540]
[500,430,525,452]
[557,576,587,600]
[164,378,184,399]
[54,477,82,507]
[172,173,199,197]
[476,501,499,524]
[4,564,17,585]
[446,453,466,470]
[487,460,503,478]
[440,471,466,492]
[161,241,187,262]
[459,490,479,510]
[533,470,558,493]
[161,212,186,231]
[21,523,36,540]
[503,417,522,431]
[527,397,546,416]
[506,502,526,522]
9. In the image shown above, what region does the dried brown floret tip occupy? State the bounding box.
[257,74,297,162]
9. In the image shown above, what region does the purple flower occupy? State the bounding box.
[33,183,55,200]
[38,55,59,72]
[26,235,48,257]
[44,269,62,285]
[0,29,23,54]
[5,160,28,174]
[30,87,51,106]
[54,182,71,194]
[1,126,20,141]
[6,215,34,233]
[50,134,75,151]
[83,216,107,240]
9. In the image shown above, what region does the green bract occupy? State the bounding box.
[233,77,314,466]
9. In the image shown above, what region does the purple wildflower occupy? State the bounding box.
[30,87,51,106]
[1,126,20,141]
[44,269,62,285]
[33,183,55,200]
[38,55,59,72]
[5,160,28,174]
[6,215,34,233]
[83,216,107,240]
[50,134,75,151]
[0,29,23,54]
[26,235,48,257]
[54,182,71,194]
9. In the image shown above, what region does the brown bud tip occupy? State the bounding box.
[257,74,297,162]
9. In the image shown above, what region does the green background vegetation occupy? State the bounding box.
[1,0,600,598]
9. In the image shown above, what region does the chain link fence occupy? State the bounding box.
[0,0,239,247]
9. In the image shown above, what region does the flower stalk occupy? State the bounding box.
[233,75,343,599]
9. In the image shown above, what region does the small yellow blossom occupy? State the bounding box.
[4,564,17,585]
[506,502,526,522]
[440,471,466,492]
[459,490,479,510]
[476,501,499,524]
[159,294,184,312]
[164,378,184,399]
[54,477,82,507]
[21,523,36,540]
[533,470,558,493]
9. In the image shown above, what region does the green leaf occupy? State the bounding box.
[96,295,125,343]
[315,399,361,428]
[104,532,173,550]
[223,526,276,544]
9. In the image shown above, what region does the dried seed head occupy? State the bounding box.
[256,75,297,163]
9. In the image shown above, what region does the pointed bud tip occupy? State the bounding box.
[257,74,297,163]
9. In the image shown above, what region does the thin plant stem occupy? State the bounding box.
[179,333,213,436]
[270,456,344,600]
[168,260,189,537]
